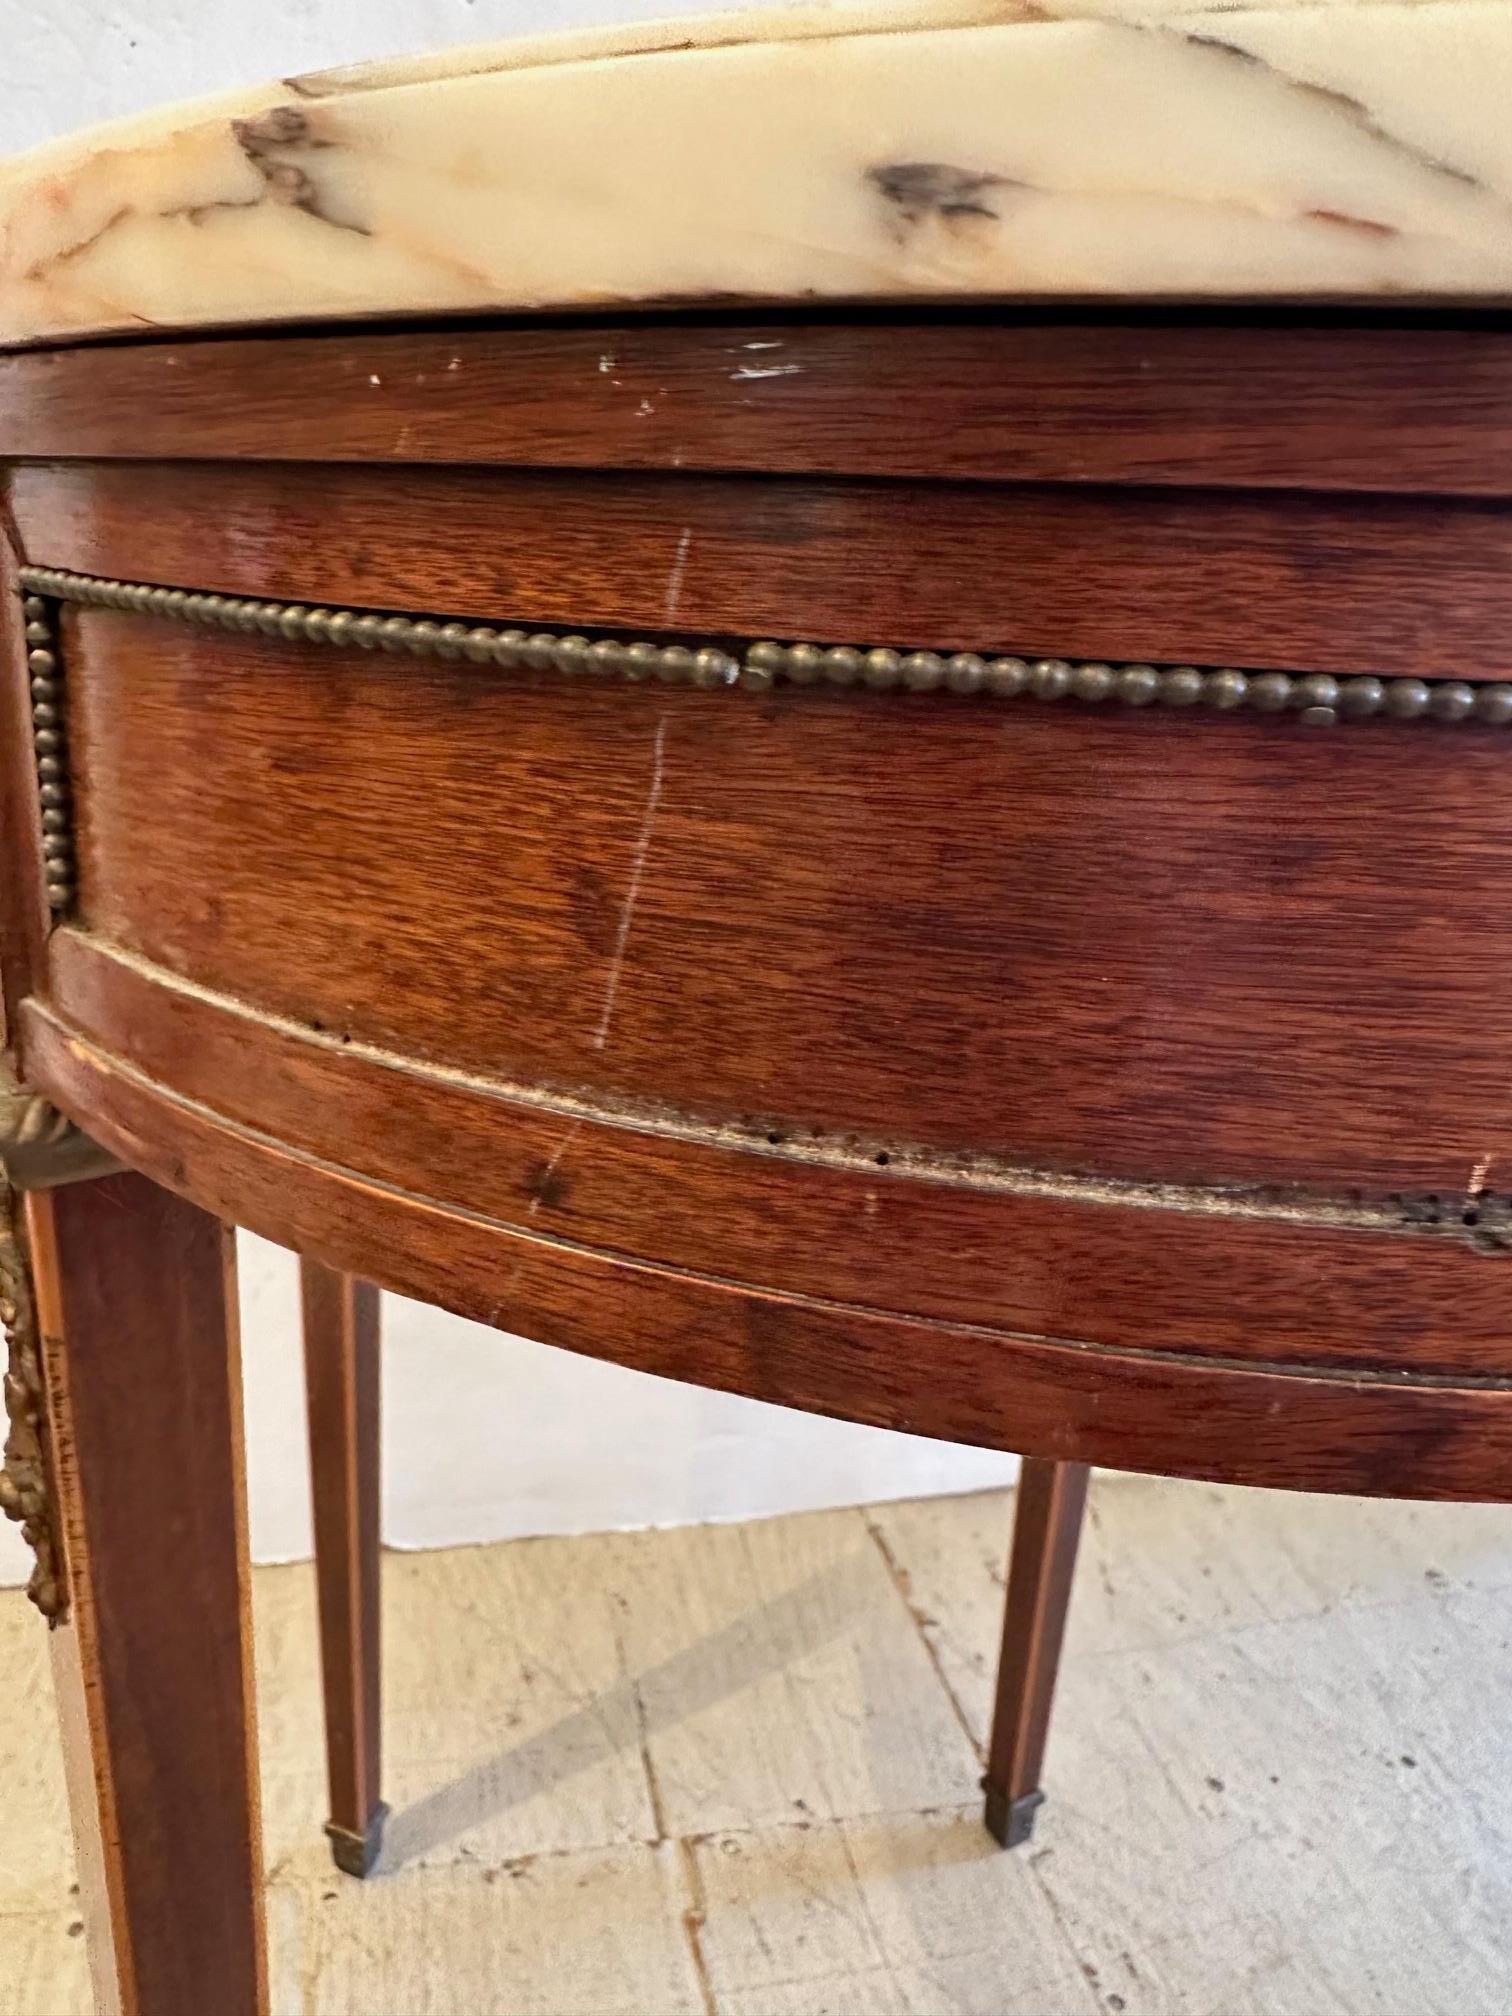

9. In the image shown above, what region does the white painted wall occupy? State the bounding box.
[0,1227,1019,1587]
[237,1239,1018,1567]
[0,0,1019,1589]
[3,0,732,154]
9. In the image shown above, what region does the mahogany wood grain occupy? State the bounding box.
[9,316,1512,497]
[27,1173,266,2016]
[13,308,1512,2008]
[301,1261,386,1879]
[23,1000,1512,1502]
[52,613,1512,1200]
[40,932,1512,1383]
[983,1458,1090,1849]
[0,525,50,1025]
[16,457,1512,677]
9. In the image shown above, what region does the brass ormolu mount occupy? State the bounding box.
[0,1189,63,1622]
[0,1066,119,1193]
[0,1060,119,1622]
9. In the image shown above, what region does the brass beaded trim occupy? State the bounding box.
[19,568,742,691]
[19,565,1512,731]
[19,594,75,916]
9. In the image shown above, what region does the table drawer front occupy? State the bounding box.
[36,588,1512,1208]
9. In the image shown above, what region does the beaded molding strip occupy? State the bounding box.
[20,565,1512,736]
[18,593,76,917]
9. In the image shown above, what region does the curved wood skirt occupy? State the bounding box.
[15,611,1512,1502]
[19,996,1512,1501]
[7,319,1512,1501]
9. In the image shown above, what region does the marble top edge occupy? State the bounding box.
[7,0,1512,344]
[284,0,1474,97]
[3,0,1487,172]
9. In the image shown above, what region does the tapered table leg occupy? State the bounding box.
[301,1259,386,1878]
[982,1457,1090,1848]
[23,1173,267,2016]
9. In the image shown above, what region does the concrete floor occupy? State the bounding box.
[3,1473,1511,2012]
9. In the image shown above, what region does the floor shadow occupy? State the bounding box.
[378,1545,885,1872]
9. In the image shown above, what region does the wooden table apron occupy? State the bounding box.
[5,314,1512,1502]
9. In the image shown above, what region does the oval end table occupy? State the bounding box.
[6,4,1512,2009]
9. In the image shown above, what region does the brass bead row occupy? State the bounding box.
[20,566,1512,729]
[17,569,740,690]
[742,641,1512,725]
[19,595,73,915]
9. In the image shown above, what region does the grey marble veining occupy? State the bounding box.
[4,0,1512,343]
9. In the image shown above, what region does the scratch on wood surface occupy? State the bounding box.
[527,1119,584,1217]
[664,526,693,621]
[591,718,668,1053]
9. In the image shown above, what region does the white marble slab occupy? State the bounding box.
[4,0,1512,344]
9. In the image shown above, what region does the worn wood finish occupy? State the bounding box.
[301,1261,385,1880]
[16,458,1512,677]
[26,1173,266,2016]
[982,1459,1090,1849]
[48,613,1512,1201]
[0,526,50,1025]
[39,933,1512,1383]
[23,999,1512,1503]
[8,316,1512,498]
[9,310,1512,1998]
[1,338,1511,1531]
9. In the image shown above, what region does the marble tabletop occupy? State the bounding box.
[3,0,1512,345]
